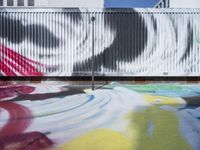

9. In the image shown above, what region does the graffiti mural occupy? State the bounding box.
[0,82,200,150]
[0,8,200,76]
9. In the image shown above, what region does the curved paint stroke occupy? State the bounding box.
[0,132,54,150]
[1,9,200,76]
[131,106,192,150]
[58,129,132,150]
[75,9,148,72]
[0,83,85,101]
[0,13,59,48]
[0,102,32,138]
[0,45,44,76]
[10,86,139,145]
[70,8,200,76]
[0,82,200,150]
[0,85,35,101]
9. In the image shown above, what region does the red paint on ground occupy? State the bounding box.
[0,85,35,100]
[0,132,54,150]
[0,102,32,138]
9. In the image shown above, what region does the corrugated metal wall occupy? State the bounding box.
[0,8,200,76]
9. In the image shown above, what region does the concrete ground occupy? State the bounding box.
[0,81,200,150]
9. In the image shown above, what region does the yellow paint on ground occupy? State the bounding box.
[58,94,191,150]
[131,106,192,150]
[84,89,93,94]
[58,129,133,150]
[144,95,182,105]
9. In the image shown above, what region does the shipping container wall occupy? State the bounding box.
[0,8,200,76]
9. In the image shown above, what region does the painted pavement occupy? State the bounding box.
[0,82,200,150]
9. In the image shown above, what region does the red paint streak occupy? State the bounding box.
[0,62,16,76]
[0,102,32,138]
[0,132,54,150]
[0,44,44,76]
[4,57,27,76]
[15,85,35,95]
[0,85,35,100]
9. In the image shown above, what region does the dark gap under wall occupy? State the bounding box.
[0,77,200,84]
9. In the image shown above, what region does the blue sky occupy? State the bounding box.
[104,0,161,8]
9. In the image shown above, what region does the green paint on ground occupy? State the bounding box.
[105,83,184,93]
[125,85,184,92]
[196,38,200,44]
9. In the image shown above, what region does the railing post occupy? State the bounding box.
[91,16,95,91]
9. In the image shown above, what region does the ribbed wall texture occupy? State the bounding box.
[0,8,200,76]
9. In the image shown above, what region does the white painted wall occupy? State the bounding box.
[35,0,48,6]
[35,0,103,7]
[170,0,200,8]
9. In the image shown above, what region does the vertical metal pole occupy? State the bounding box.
[91,16,95,90]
